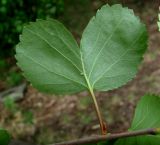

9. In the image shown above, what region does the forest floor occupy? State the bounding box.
[0,1,160,145]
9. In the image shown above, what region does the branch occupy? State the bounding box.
[53,128,160,145]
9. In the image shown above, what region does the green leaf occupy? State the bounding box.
[158,14,160,31]
[16,19,87,94]
[115,136,160,145]
[80,4,147,92]
[16,4,147,94]
[130,94,160,130]
[115,94,160,145]
[0,128,11,145]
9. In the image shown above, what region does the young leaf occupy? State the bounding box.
[16,4,147,94]
[0,128,11,145]
[115,94,160,145]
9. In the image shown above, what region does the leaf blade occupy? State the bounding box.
[16,5,148,94]
[16,19,87,94]
[130,94,160,131]
[80,4,148,91]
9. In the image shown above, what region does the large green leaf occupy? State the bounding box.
[16,4,147,94]
[16,19,87,94]
[0,128,11,145]
[115,94,160,145]
[80,4,147,91]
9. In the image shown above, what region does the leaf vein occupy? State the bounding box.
[92,31,144,87]
[25,27,82,73]
[88,18,124,79]
[39,22,81,60]
[18,52,87,87]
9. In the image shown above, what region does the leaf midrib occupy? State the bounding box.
[80,51,93,92]
[131,97,160,130]
[131,99,149,130]
[88,18,124,79]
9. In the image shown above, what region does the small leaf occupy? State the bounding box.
[130,94,160,130]
[115,94,160,145]
[158,14,160,31]
[0,128,11,145]
[16,4,148,94]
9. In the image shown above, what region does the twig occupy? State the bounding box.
[53,128,160,145]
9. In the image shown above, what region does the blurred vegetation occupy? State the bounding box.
[0,0,64,87]
[3,96,34,125]
[0,58,23,88]
[0,128,11,145]
[0,0,64,58]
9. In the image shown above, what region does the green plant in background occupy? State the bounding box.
[0,65,23,87]
[0,59,8,80]
[0,0,64,58]
[3,96,18,114]
[0,0,64,87]
[6,71,23,86]
[0,128,11,145]
[3,96,34,124]
[0,60,7,71]
[15,4,160,145]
